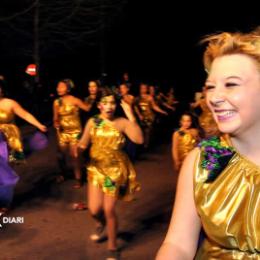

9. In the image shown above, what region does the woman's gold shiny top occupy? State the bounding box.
[177,130,197,165]
[87,118,140,201]
[0,109,23,160]
[54,99,82,145]
[199,99,220,138]
[194,144,260,259]
[136,97,154,126]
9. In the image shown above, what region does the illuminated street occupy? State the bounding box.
[0,127,176,260]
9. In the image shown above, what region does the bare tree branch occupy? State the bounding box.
[0,0,128,82]
[0,0,37,21]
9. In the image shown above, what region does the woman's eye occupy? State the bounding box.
[225,82,238,87]
[205,85,215,91]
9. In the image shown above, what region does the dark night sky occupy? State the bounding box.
[105,1,260,97]
[1,1,260,102]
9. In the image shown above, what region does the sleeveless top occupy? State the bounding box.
[87,116,140,201]
[194,137,260,259]
[54,98,81,145]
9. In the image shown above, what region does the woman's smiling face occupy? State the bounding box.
[205,54,260,136]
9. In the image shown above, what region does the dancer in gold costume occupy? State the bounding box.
[0,80,46,213]
[172,113,199,172]
[53,79,90,188]
[191,88,220,138]
[157,30,260,259]
[134,83,167,148]
[75,88,143,259]
[0,81,46,162]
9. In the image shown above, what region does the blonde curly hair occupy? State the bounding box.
[202,29,260,72]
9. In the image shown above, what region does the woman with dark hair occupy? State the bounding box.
[53,79,91,188]
[134,83,167,149]
[84,80,101,118]
[172,112,199,172]
[75,87,143,260]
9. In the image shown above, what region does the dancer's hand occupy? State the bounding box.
[121,100,136,122]
[38,124,48,132]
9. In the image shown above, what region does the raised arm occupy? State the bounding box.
[119,100,143,144]
[12,100,47,132]
[156,149,201,260]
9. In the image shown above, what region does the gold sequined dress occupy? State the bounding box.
[87,117,140,201]
[199,99,220,138]
[194,138,260,259]
[135,97,154,128]
[0,108,24,161]
[54,98,82,146]
[176,129,198,165]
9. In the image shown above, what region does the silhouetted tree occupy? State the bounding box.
[0,0,127,83]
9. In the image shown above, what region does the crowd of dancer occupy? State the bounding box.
[2,20,260,260]
[0,69,221,259]
[2,26,260,260]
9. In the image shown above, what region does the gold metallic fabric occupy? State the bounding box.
[0,109,23,156]
[87,120,140,201]
[137,97,154,127]
[194,141,260,259]
[55,99,82,146]
[177,130,197,165]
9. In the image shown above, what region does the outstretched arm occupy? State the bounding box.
[156,149,201,260]
[163,101,176,111]
[74,97,91,112]
[12,100,47,132]
[150,96,168,115]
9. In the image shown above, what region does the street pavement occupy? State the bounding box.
[0,126,177,260]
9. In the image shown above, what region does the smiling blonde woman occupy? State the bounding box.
[157,30,260,260]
